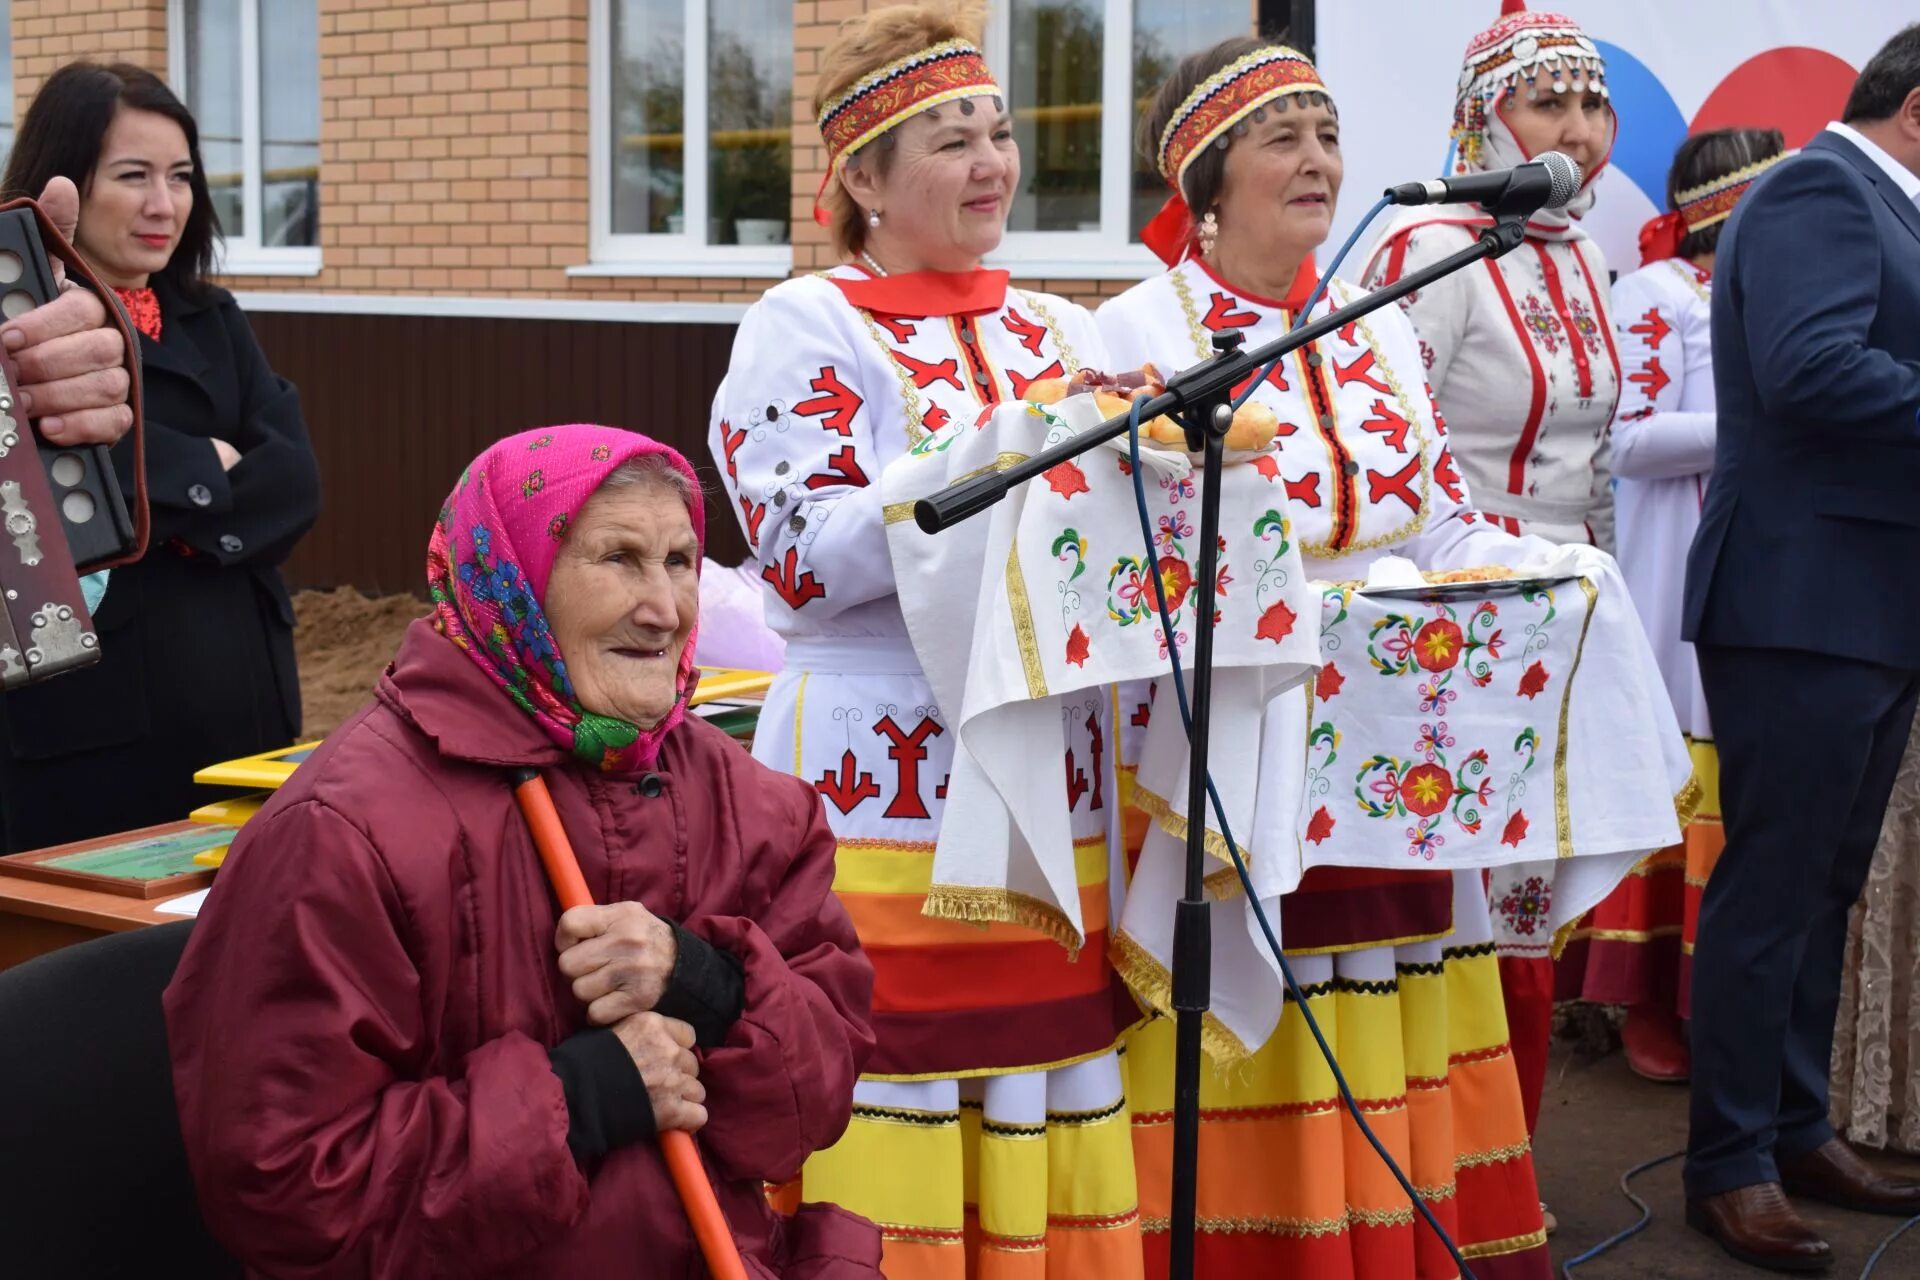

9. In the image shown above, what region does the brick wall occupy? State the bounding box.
[14,0,167,116]
[11,0,1147,309]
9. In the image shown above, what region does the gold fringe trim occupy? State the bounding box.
[1110,927,1253,1065]
[1567,924,1684,944]
[921,884,1083,958]
[1140,1212,1352,1239]
[1205,863,1244,900]
[1673,771,1704,828]
[1461,1227,1551,1259]
[1131,781,1241,867]
[1455,1138,1533,1172]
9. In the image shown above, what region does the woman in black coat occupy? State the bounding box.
[0,62,320,852]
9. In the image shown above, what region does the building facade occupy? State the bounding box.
[5,0,1302,590]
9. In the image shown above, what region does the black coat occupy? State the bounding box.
[0,280,321,852]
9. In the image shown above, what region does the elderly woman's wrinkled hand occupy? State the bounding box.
[555,901,680,1024]
[612,1012,708,1133]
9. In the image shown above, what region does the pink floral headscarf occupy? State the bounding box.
[426,424,705,774]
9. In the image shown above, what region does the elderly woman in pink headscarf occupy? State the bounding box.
[163,425,879,1279]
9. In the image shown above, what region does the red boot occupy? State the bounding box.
[1622,1001,1690,1083]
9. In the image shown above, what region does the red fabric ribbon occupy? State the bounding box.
[1637,210,1684,266]
[1141,194,1196,269]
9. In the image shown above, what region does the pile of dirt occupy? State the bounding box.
[292,587,431,739]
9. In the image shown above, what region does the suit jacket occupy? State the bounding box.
[1683,131,1920,668]
[0,279,321,851]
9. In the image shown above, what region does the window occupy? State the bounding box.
[585,0,793,277]
[0,2,13,170]
[985,0,1250,277]
[169,0,322,275]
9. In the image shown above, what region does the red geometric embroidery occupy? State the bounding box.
[738,495,766,548]
[1626,307,1671,350]
[892,348,963,391]
[875,715,944,821]
[1334,350,1392,394]
[794,366,864,436]
[1628,357,1671,403]
[763,547,827,609]
[876,315,920,343]
[1285,473,1323,508]
[815,751,882,815]
[1434,446,1465,503]
[1203,293,1260,332]
[718,418,746,482]
[1002,307,1048,357]
[1009,360,1066,401]
[803,444,871,491]
[1357,399,1412,454]
[1367,457,1422,512]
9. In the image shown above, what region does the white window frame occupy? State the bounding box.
[167,0,322,277]
[982,0,1162,280]
[577,0,792,279]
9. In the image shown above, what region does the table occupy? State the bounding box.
[0,873,191,971]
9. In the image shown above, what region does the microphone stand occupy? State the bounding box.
[915,213,1529,1280]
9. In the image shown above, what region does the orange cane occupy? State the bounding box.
[511,767,749,1280]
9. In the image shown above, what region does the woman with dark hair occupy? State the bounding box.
[1097,35,1583,1280]
[0,61,321,852]
[1559,129,1785,1085]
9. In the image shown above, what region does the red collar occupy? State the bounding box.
[1192,254,1320,312]
[830,265,1010,317]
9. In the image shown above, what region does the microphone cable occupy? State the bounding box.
[1226,196,1390,411]
[1863,1211,1920,1279]
[1556,1148,1683,1277]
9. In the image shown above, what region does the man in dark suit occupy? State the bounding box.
[1683,25,1920,1273]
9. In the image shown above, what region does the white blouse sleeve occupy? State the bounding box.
[1609,269,1716,481]
[707,283,896,623]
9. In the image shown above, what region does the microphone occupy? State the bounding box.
[1385,152,1583,217]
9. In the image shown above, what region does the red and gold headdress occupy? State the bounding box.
[1637,152,1786,264]
[1453,2,1607,172]
[1142,44,1330,267]
[813,38,1001,225]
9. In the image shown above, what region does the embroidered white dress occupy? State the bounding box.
[708,264,1144,1276]
[1091,256,1566,1270]
[1363,206,1623,553]
[1609,257,1715,737]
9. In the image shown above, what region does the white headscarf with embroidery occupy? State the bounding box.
[1452,2,1614,230]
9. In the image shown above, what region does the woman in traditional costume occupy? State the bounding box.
[707,5,1141,1276]
[1096,36,1562,1279]
[165,425,879,1276]
[1559,130,1784,1084]
[1360,1,1621,1155]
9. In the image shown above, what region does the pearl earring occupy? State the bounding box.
[1199,208,1220,258]
[868,208,882,229]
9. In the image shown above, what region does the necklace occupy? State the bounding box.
[859,250,889,278]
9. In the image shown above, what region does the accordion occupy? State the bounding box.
[0,197,147,690]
